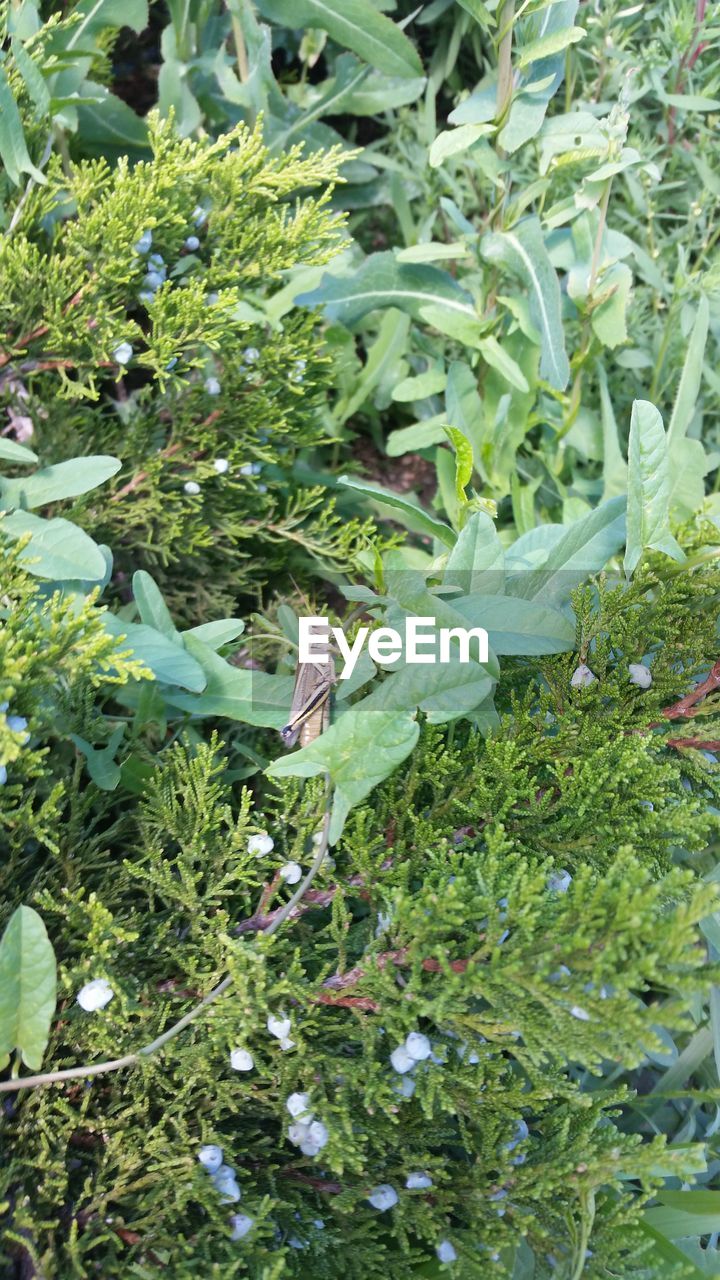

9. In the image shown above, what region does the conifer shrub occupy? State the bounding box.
[2,548,719,1278]
[0,116,367,622]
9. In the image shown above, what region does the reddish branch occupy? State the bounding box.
[667,0,708,144]
[661,660,720,721]
[234,862,392,937]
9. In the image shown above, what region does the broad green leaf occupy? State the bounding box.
[668,295,709,449]
[70,726,125,791]
[2,512,108,581]
[61,0,148,49]
[365,649,495,723]
[0,66,46,185]
[297,252,477,329]
[338,475,457,547]
[0,439,37,466]
[429,122,494,168]
[517,25,585,69]
[11,37,50,117]
[0,455,120,510]
[132,570,179,641]
[591,262,633,349]
[183,619,246,649]
[337,309,410,423]
[386,416,448,457]
[480,218,570,389]
[509,497,626,600]
[645,1191,720,1239]
[391,369,447,402]
[75,83,150,152]
[597,362,628,501]
[267,706,420,843]
[102,616,207,692]
[167,637,294,728]
[624,400,684,575]
[0,906,57,1072]
[256,0,422,79]
[667,296,710,521]
[454,594,575,655]
[478,336,530,392]
[443,510,505,595]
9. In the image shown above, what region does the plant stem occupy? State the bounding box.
[228,1,250,83]
[495,0,516,126]
[0,781,332,1094]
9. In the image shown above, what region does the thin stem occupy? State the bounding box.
[228,2,250,83]
[495,0,516,126]
[0,780,332,1094]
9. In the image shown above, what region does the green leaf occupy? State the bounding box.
[256,0,422,79]
[391,369,447,402]
[1,511,108,581]
[591,262,633,349]
[75,83,149,152]
[443,510,505,595]
[70,726,125,791]
[0,66,46,185]
[478,336,530,392]
[267,706,420,843]
[645,1191,720,1239]
[667,295,710,521]
[453,594,575,655]
[0,439,38,466]
[297,252,478,329]
[624,400,684,575]
[102,616,207,692]
[597,362,628,501]
[338,475,457,547]
[480,218,570,389]
[517,25,585,69]
[60,0,148,48]
[0,906,57,1072]
[443,427,473,504]
[132,570,179,641]
[386,416,448,457]
[429,122,494,168]
[509,497,626,600]
[183,619,246,649]
[0,455,121,510]
[167,637,294,728]
[11,37,50,117]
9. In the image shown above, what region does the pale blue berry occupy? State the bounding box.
[286,1092,313,1119]
[230,1212,254,1240]
[214,458,229,474]
[570,663,595,688]
[0,765,7,785]
[230,1047,254,1072]
[406,1172,432,1189]
[392,1074,415,1099]
[185,235,200,251]
[405,1032,431,1062]
[192,205,208,226]
[547,869,572,894]
[205,376,221,396]
[139,291,155,306]
[243,346,260,363]
[570,1004,590,1021]
[367,1184,398,1211]
[144,271,164,291]
[628,662,652,689]
[133,229,152,254]
[390,1045,415,1074]
[506,1119,529,1151]
[198,1144,223,1172]
[113,342,133,365]
[436,1240,457,1264]
[6,716,28,741]
[184,481,201,496]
